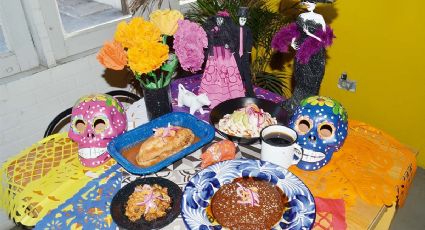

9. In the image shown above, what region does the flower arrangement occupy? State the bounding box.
[97,10,183,89]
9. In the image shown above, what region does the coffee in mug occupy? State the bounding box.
[260,125,303,169]
[263,132,295,146]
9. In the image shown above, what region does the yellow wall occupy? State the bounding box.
[271,0,425,167]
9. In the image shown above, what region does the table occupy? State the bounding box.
[0,75,417,229]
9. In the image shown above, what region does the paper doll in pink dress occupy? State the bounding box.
[198,11,245,108]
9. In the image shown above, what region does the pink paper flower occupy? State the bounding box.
[173,19,208,72]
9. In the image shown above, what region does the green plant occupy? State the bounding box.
[185,0,263,23]
[248,5,290,96]
[186,0,294,96]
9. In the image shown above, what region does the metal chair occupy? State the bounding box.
[43,90,140,137]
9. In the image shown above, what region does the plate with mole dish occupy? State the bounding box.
[181,159,315,230]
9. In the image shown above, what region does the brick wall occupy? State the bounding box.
[0,53,130,164]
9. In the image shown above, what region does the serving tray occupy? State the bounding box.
[108,112,215,175]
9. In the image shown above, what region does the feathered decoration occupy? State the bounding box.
[272,23,334,64]
[271,23,300,53]
[296,25,334,64]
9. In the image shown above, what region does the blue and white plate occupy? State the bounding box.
[181,159,316,230]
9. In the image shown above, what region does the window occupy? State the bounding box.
[0,23,8,54]
[0,1,39,79]
[28,0,131,60]
[179,0,197,5]
[57,0,129,34]
[1,0,192,79]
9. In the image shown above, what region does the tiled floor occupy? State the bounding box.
[390,167,425,229]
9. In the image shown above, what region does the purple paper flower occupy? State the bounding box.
[173,19,208,72]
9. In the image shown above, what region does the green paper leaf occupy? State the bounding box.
[147,72,156,78]
[163,75,171,87]
[158,72,164,88]
[146,82,156,89]
[332,104,340,115]
[106,98,112,106]
[161,56,178,73]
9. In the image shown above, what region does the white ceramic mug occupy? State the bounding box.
[260,125,303,169]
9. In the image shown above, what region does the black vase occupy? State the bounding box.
[142,84,173,121]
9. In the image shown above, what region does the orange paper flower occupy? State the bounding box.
[149,10,184,36]
[114,17,161,48]
[96,40,127,70]
[127,41,169,74]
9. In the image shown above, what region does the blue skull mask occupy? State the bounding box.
[289,96,348,170]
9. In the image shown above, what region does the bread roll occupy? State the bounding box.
[136,126,195,167]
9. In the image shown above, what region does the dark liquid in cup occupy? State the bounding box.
[263,132,294,146]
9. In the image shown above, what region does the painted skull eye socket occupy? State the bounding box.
[318,122,335,139]
[74,120,86,134]
[296,116,313,135]
[93,118,107,134]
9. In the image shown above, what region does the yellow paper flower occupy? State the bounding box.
[114,17,162,48]
[127,41,169,74]
[149,10,184,36]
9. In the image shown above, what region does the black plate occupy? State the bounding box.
[110,177,182,230]
[210,97,289,145]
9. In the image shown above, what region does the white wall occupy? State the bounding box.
[0,54,130,164]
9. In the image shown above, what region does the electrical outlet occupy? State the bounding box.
[337,72,356,92]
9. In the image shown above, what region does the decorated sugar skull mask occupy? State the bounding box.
[68,94,127,167]
[289,96,348,170]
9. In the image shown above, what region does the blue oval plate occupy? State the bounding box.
[181,159,316,230]
[108,112,215,175]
